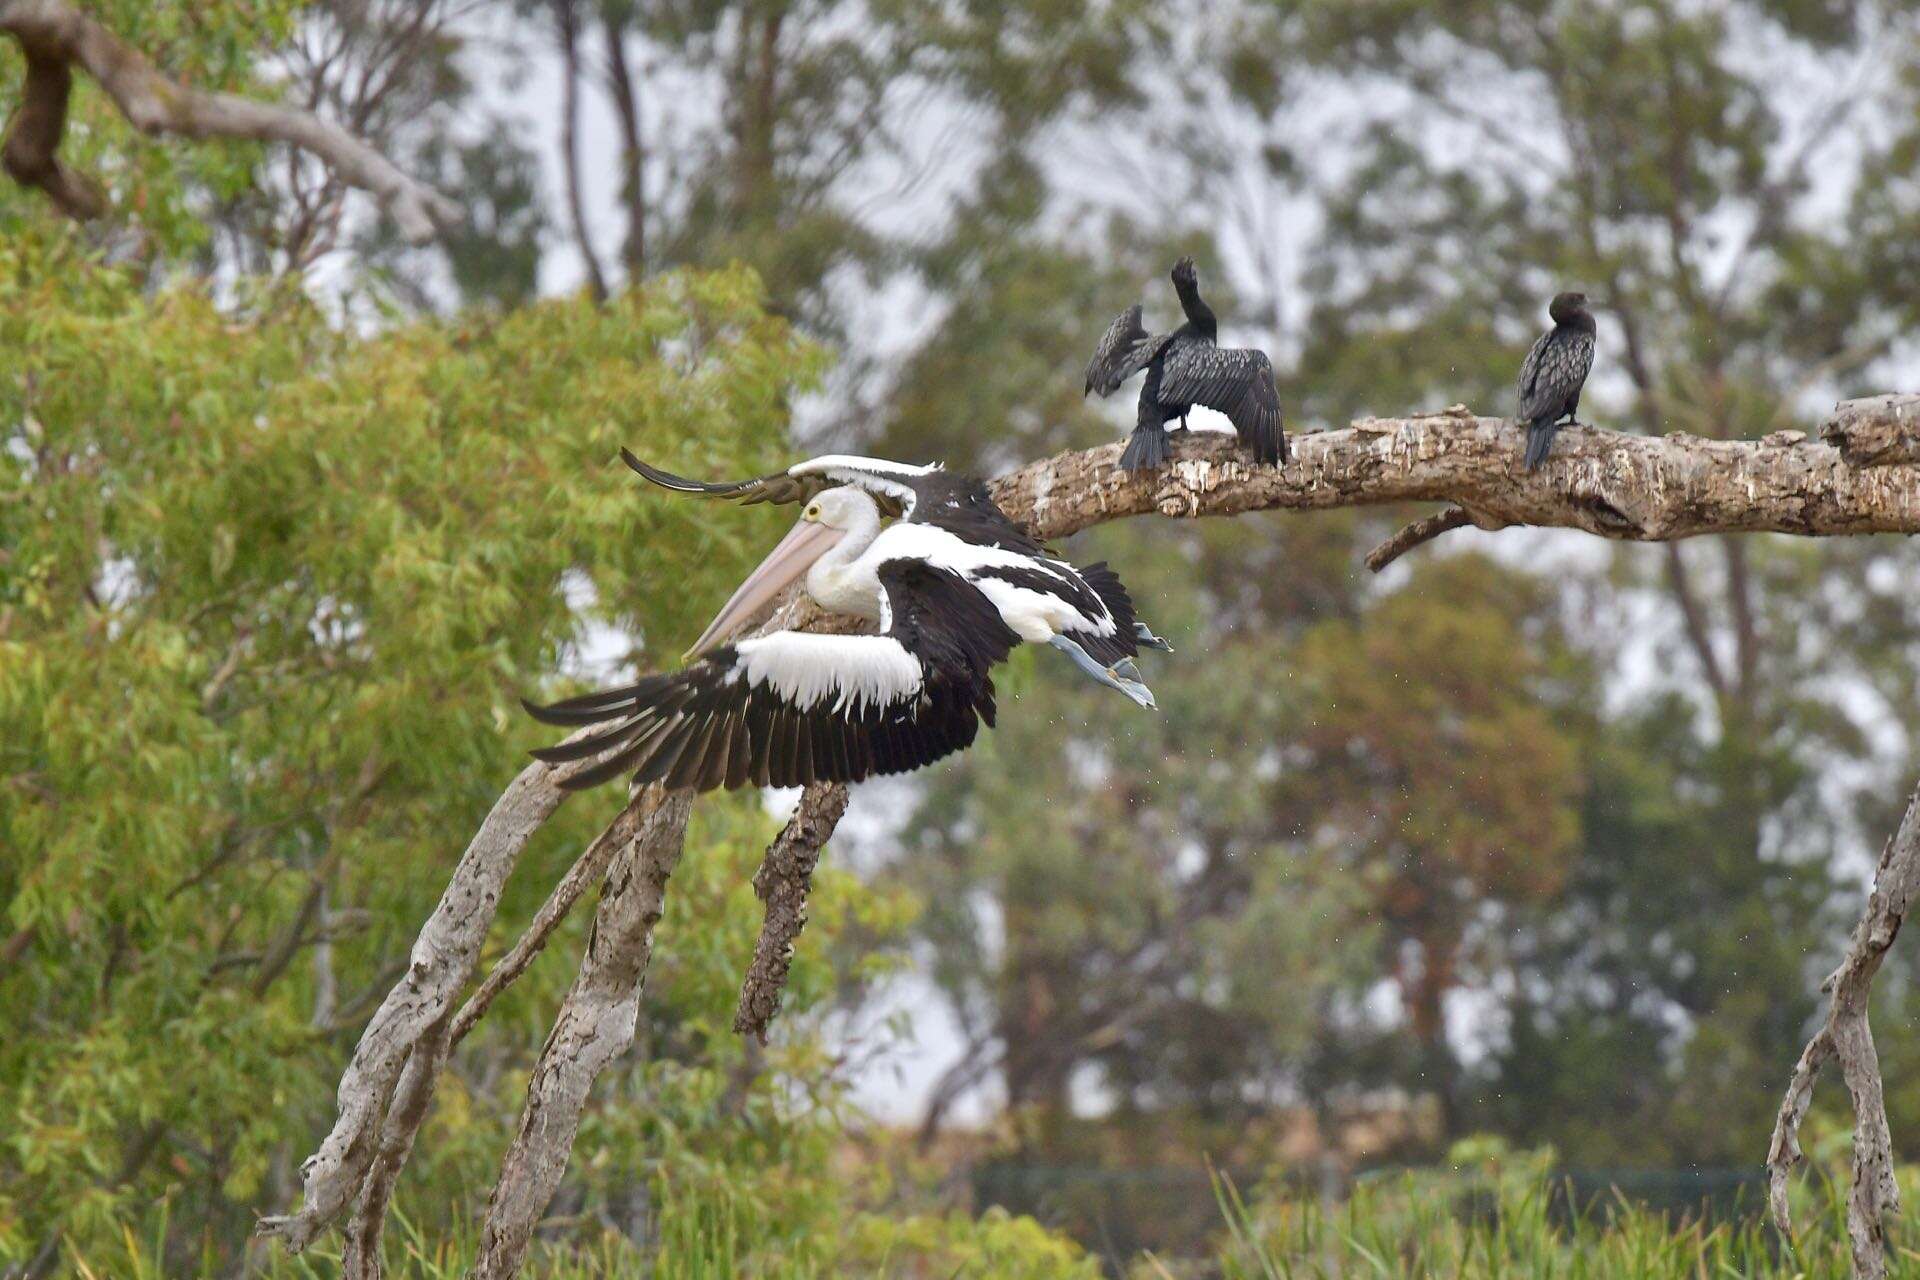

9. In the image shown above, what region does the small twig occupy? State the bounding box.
[1364,507,1480,573]
[734,783,851,1041]
[1767,779,1920,1279]
[199,628,253,712]
[0,0,457,241]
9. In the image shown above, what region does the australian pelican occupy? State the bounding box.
[524,486,1155,793]
[1084,256,1287,471]
[621,451,1171,703]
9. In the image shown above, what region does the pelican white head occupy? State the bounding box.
[683,486,881,658]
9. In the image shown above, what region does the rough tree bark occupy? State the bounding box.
[0,0,456,241]
[472,786,693,1280]
[993,404,1920,546]
[339,789,664,1280]
[1823,394,1920,469]
[734,782,852,1041]
[258,753,581,1253]
[265,394,1920,1279]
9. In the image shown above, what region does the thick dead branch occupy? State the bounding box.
[734,783,852,1041]
[0,0,456,241]
[472,787,694,1280]
[992,402,1920,544]
[1767,780,1920,1279]
[337,789,661,1280]
[1364,506,1480,573]
[1822,395,1920,469]
[258,757,573,1252]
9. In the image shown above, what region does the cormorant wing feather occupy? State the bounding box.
[522,563,1021,793]
[1516,329,1595,423]
[1158,342,1288,464]
[1084,304,1154,397]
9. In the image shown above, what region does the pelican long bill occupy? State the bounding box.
[685,515,845,658]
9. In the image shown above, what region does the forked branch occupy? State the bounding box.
[1767,779,1920,1279]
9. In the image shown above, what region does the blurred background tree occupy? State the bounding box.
[5,0,1920,1274]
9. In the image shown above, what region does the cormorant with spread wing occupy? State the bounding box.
[524,486,1153,792]
[622,451,1172,705]
[1515,291,1597,470]
[1084,257,1287,471]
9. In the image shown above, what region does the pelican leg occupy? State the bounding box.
[1048,635,1158,710]
[1133,621,1174,653]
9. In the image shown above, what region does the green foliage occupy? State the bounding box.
[1210,1137,1911,1280]
[838,1205,1102,1279]
[0,231,843,1267]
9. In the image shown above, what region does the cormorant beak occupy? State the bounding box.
[685,514,845,659]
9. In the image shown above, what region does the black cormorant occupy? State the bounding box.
[1515,291,1597,470]
[1084,257,1287,471]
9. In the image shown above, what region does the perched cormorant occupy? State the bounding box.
[1515,291,1597,470]
[622,452,1172,707]
[524,487,1152,793]
[1084,257,1287,471]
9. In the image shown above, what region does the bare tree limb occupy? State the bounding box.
[991,401,1920,545]
[600,18,646,278]
[336,789,661,1279]
[0,0,457,241]
[1664,543,1732,705]
[258,757,574,1252]
[1363,506,1481,573]
[734,783,851,1041]
[1822,394,1920,469]
[1767,779,1920,1279]
[472,786,694,1280]
[551,0,607,301]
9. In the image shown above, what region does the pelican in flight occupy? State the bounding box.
[525,484,1156,793]
[622,451,1171,698]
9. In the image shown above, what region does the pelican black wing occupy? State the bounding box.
[621,450,909,518]
[523,564,1019,793]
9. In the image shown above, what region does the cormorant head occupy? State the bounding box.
[1171,256,1199,288]
[1548,291,1591,324]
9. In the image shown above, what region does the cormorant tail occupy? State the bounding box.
[1524,419,1559,470]
[1119,423,1170,472]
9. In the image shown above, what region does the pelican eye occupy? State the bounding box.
[804,504,821,521]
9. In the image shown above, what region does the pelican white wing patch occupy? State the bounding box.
[736,632,924,713]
